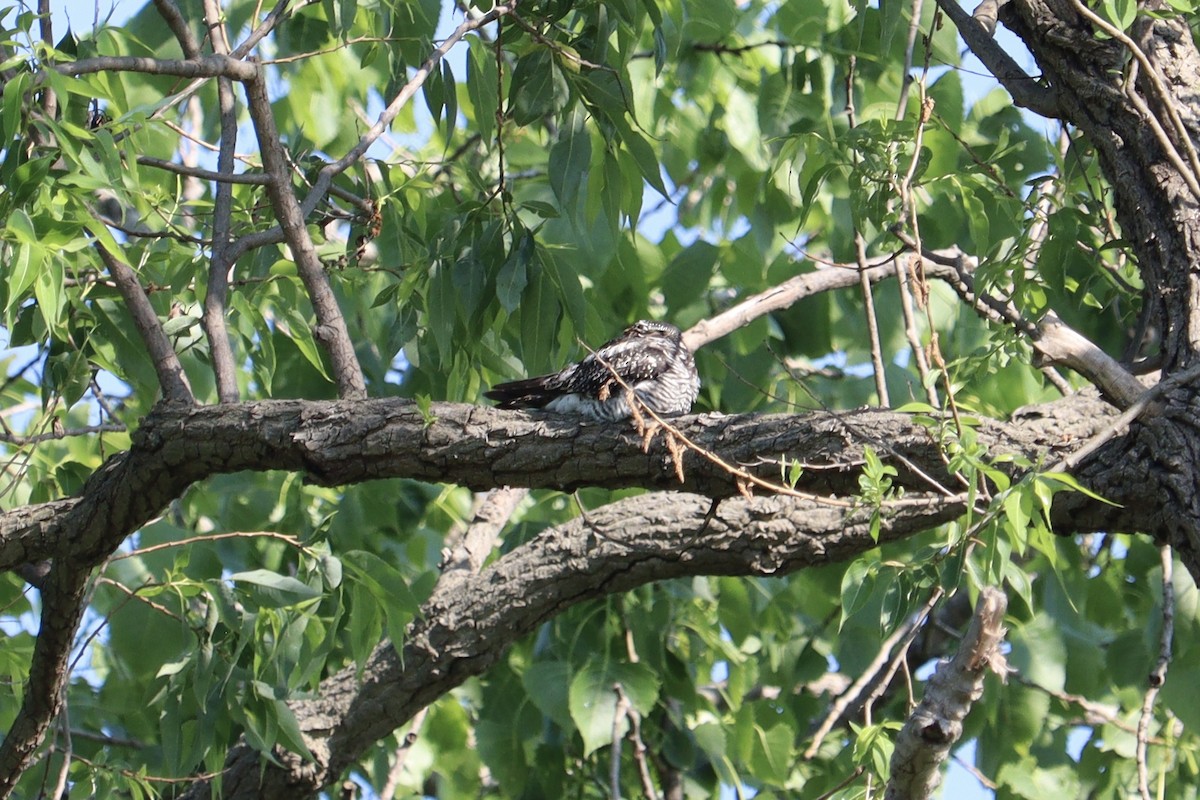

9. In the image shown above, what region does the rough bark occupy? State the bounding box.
[0,394,1126,574]
[884,587,1009,800]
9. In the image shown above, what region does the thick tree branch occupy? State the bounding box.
[243,69,367,400]
[0,397,1125,573]
[0,564,90,797]
[95,244,194,405]
[884,587,1008,800]
[181,490,971,799]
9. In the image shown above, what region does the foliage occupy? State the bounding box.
[0,0,1195,797]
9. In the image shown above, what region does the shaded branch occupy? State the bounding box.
[202,0,242,404]
[152,0,201,59]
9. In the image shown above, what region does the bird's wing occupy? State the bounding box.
[569,338,674,396]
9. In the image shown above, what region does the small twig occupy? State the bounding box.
[0,424,127,446]
[109,530,306,561]
[1137,545,1175,800]
[136,155,268,184]
[846,55,891,407]
[813,767,866,800]
[49,705,71,800]
[379,707,430,800]
[611,684,631,800]
[804,596,940,759]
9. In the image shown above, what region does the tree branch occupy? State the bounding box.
[56,54,257,81]
[136,155,268,185]
[152,0,201,59]
[0,397,1122,573]
[932,0,1062,118]
[890,232,1145,407]
[243,69,367,400]
[95,244,194,405]
[884,587,1008,800]
[202,0,242,403]
[0,564,91,797]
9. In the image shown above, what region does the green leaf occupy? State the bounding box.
[467,37,499,143]
[549,118,591,215]
[605,111,668,198]
[839,558,876,629]
[522,660,574,730]
[568,660,661,756]
[496,232,531,313]
[1,70,28,143]
[748,721,796,784]
[280,307,333,382]
[229,569,321,608]
[509,49,568,126]
[662,241,719,311]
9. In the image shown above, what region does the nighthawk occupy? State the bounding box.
[484,320,701,421]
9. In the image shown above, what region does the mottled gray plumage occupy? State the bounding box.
[484,320,700,421]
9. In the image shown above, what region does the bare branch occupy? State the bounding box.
[243,70,367,399]
[884,587,1009,800]
[136,155,268,185]
[1137,545,1175,800]
[932,0,1062,117]
[56,54,257,81]
[95,244,195,405]
[201,0,242,403]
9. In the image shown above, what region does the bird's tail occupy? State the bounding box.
[483,376,557,409]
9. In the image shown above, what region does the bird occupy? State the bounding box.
[484,320,701,421]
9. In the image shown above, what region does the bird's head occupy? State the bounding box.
[624,320,682,341]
